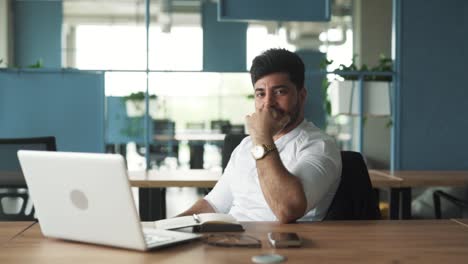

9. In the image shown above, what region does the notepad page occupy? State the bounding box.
[198,213,239,224]
[154,216,197,230]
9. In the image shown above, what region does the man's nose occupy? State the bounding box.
[264,93,276,107]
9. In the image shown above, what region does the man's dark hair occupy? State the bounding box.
[249,48,305,90]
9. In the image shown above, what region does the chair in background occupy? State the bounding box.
[186,122,206,131]
[0,136,57,221]
[221,134,248,172]
[229,124,245,135]
[324,151,381,220]
[433,190,468,219]
[150,119,177,166]
[211,120,231,134]
[211,120,245,135]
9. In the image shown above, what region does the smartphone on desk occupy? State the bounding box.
[268,232,302,248]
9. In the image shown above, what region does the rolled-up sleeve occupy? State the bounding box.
[204,156,235,213]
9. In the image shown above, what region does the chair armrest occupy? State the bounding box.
[433,190,468,219]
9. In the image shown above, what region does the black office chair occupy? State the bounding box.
[0,136,57,221]
[211,120,231,134]
[221,134,248,172]
[323,151,381,220]
[433,190,468,219]
[150,119,178,166]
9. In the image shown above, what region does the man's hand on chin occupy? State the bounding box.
[245,107,290,144]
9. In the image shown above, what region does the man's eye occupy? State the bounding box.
[255,93,265,98]
[275,89,286,95]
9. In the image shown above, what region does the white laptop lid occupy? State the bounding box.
[17,150,198,251]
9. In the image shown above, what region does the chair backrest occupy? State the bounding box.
[324,151,381,220]
[0,136,57,221]
[221,134,248,172]
[152,119,175,136]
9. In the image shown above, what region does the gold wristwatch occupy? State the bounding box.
[251,144,277,160]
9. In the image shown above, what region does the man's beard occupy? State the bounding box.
[283,103,301,131]
[273,99,302,132]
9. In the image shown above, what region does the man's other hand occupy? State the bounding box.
[246,106,290,144]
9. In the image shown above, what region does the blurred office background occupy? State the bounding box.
[1,0,467,218]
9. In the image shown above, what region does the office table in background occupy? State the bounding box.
[2,220,468,263]
[374,170,468,220]
[129,169,221,188]
[154,133,226,142]
[130,169,404,221]
[129,169,221,221]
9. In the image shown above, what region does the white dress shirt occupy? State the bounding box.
[204,120,342,221]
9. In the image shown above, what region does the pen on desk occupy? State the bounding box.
[193,214,201,223]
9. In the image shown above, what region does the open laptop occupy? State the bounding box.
[17,150,201,251]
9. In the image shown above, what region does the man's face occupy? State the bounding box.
[253,72,307,131]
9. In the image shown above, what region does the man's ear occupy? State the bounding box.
[300,86,307,102]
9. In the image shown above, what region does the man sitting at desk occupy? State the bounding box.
[179,48,342,223]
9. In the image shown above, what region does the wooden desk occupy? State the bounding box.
[2,220,468,263]
[452,218,468,228]
[374,170,468,220]
[0,221,35,245]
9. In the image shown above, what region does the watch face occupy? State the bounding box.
[251,145,265,159]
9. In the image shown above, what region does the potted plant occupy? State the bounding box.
[0,58,43,69]
[322,54,393,117]
[123,92,157,117]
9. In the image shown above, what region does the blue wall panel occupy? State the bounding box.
[396,0,468,169]
[13,0,62,67]
[106,96,144,144]
[219,0,331,22]
[203,2,247,72]
[296,50,326,129]
[0,70,105,153]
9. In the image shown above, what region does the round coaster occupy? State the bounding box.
[251,253,286,263]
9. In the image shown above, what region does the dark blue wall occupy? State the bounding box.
[296,50,326,129]
[0,70,105,153]
[395,0,468,169]
[219,0,331,22]
[202,2,247,72]
[106,96,145,144]
[13,0,62,67]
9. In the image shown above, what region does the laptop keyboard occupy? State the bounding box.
[144,233,175,246]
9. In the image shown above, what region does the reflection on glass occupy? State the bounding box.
[105,72,146,170]
[75,25,146,70]
[149,72,253,131]
[149,26,203,71]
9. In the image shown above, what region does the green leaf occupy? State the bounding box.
[386,119,393,128]
[319,58,333,69]
[123,91,157,101]
[27,59,43,68]
[325,100,332,116]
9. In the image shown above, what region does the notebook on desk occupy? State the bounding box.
[17,150,201,251]
[152,213,244,232]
